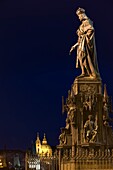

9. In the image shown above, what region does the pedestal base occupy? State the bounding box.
[71,76,102,95]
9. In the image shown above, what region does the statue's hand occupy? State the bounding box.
[69,43,78,55]
[69,46,74,55]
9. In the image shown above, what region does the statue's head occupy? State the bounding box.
[88,114,93,120]
[76,8,85,15]
[76,7,88,21]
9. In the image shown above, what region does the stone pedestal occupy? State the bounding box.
[71,76,102,95]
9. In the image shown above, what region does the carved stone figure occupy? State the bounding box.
[66,104,76,128]
[57,7,113,170]
[65,117,70,132]
[59,128,67,145]
[84,115,98,142]
[69,8,99,78]
[103,115,110,127]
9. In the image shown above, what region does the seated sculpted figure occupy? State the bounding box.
[84,115,98,142]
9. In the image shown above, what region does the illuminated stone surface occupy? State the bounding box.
[57,7,113,170]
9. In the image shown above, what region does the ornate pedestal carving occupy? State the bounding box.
[57,7,113,170]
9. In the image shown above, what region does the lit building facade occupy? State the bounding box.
[26,133,57,170]
[36,133,52,157]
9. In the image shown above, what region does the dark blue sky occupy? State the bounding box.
[0,0,113,150]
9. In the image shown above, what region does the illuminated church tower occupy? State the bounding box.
[26,133,53,170]
[57,7,113,170]
[35,133,52,157]
[36,133,42,155]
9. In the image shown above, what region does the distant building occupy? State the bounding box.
[26,133,58,170]
[0,149,25,169]
[35,133,52,157]
[0,152,7,169]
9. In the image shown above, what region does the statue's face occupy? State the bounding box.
[78,13,87,21]
[78,14,84,21]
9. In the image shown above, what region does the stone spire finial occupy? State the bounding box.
[37,132,39,139]
[36,132,41,144]
[42,133,47,144]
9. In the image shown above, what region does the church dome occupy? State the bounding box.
[41,143,52,150]
[41,134,52,157]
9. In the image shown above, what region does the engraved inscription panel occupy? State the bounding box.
[80,84,97,95]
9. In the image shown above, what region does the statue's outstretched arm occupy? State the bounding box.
[69,42,78,55]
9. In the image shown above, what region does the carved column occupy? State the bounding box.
[71,122,76,158]
[58,149,61,170]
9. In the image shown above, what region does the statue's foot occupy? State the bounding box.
[88,74,96,78]
[78,73,85,77]
[89,140,95,143]
[90,72,100,78]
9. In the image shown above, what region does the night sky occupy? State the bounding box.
[0,0,113,150]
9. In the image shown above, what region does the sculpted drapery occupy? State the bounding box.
[70,8,100,78]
